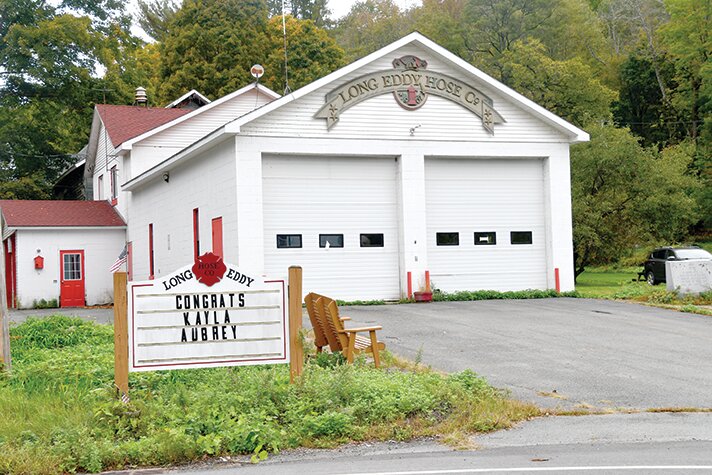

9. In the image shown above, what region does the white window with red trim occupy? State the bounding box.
[110,166,118,205]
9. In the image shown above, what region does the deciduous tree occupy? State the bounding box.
[157,0,270,102]
[334,0,414,61]
[0,0,140,197]
[267,0,332,27]
[263,15,345,93]
[136,0,179,42]
[501,39,615,127]
[571,124,699,278]
[158,0,343,100]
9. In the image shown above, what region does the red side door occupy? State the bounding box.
[60,250,85,307]
[4,235,16,308]
[212,217,223,258]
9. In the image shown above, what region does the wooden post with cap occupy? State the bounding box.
[288,266,303,383]
[0,217,10,372]
[113,272,129,398]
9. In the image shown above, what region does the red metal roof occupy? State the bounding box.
[96,104,190,148]
[0,200,126,227]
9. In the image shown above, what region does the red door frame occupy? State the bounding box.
[59,249,85,307]
[212,217,223,258]
[148,224,154,280]
[4,235,16,308]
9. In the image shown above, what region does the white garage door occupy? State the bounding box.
[263,155,401,301]
[425,158,548,292]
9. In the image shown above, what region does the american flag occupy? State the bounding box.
[109,244,128,273]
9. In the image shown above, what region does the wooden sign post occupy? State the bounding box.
[0,212,11,372]
[113,260,303,399]
[113,272,129,398]
[288,266,303,382]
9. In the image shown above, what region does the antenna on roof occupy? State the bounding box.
[282,0,291,94]
[251,64,265,108]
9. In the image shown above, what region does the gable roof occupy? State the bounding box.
[96,105,191,148]
[223,32,589,141]
[124,32,589,191]
[0,200,126,227]
[117,83,281,152]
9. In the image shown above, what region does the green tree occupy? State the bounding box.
[158,0,271,102]
[660,0,712,229]
[136,0,179,42]
[501,39,615,127]
[0,172,51,200]
[410,0,469,59]
[334,0,414,61]
[660,0,711,141]
[613,52,685,147]
[263,15,345,93]
[571,124,699,278]
[458,0,607,81]
[158,0,343,101]
[637,140,701,242]
[267,0,332,27]
[0,0,140,197]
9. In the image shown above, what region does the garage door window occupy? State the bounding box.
[277,234,302,248]
[319,234,344,248]
[510,231,533,245]
[474,232,496,245]
[436,232,459,246]
[360,234,384,247]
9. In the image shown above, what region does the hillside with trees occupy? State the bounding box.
[0,0,709,274]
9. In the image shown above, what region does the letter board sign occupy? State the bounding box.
[127,254,287,372]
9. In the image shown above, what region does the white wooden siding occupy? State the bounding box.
[242,44,567,143]
[262,155,401,301]
[128,137,237,280]
[425,158,548,292]
[139,88,273,149]
[129,145,183,179]
[92,120,127,218]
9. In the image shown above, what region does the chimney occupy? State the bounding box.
[134,87,148,106]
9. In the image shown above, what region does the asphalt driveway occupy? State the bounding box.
[341,298,712,410]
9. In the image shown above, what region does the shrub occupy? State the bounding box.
[11,315,112,351]
[433,288,578,301]
[31,298,59,309]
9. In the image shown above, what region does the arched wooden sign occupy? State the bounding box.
[315,55,505,134]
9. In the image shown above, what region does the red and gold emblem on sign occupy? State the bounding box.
[192,252,227,287]
[395,85,427,110]
[392,55,428,111]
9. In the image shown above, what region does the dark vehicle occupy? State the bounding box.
[643,246,712,285]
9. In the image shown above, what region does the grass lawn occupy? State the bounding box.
[576,265,712,313]
[575,268,651,298]
[696,240,712,253]
[0,316,537,474]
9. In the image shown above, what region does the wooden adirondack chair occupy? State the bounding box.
[304,292,329,353]
[304,292,351,354]
[318,295,385,367]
